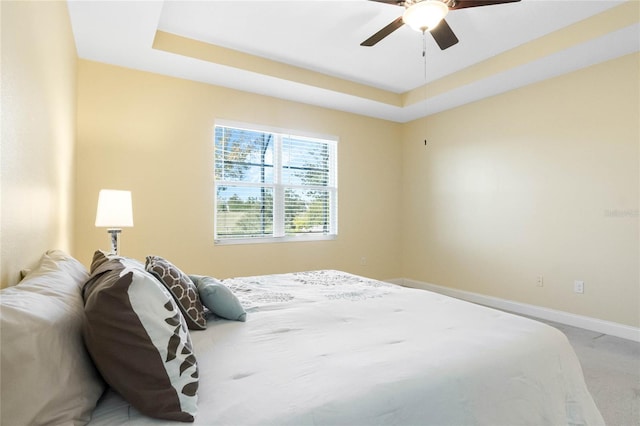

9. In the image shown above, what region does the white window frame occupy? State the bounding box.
[214,120,338,245]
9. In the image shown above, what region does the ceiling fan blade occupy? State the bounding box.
[450,0,520,10]
[361,16,405,47]
[430,19,459,50]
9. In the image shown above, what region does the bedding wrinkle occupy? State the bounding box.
[269,327,299,334]
[231,372,255,380]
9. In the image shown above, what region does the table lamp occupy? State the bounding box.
[95,189,133,255]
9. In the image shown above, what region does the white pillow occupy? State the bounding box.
[0,250,105,425]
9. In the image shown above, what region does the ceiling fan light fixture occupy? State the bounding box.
[402,0,449,33]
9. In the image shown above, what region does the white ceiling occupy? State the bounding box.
[68,0,639,122]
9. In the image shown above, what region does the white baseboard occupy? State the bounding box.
[387,278,640,343]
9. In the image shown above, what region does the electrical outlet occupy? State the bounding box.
[574,280,584,294]
[360,256,367,266]
[536,275,544,287]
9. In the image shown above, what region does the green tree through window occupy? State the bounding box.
[214,124,337,243]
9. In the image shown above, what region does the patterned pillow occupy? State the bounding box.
[83,252,198,422]
[146,256,206,330]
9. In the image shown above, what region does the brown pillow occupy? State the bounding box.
[83,252,198,422]
[145,255,207,330]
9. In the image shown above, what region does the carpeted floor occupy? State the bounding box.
[540,320,640,426]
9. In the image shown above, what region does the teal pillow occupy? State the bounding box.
[189,275,247,322]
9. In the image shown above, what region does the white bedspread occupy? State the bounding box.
[88,270,604,425]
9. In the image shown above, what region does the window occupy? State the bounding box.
[214,122,338,244]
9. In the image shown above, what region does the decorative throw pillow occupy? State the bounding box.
[146,255,207,330]
[90,249,144,274]
[0,250,105,426]
[190,275,247,322]
[83,253,198,422]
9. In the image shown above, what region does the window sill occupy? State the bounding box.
[214,234,337,246]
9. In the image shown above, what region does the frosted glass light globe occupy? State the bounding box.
[403,1,449,32]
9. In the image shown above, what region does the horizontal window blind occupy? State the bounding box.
[214,124,337,244]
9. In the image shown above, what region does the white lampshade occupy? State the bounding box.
[95,189,134,228]
[403,0,449,32]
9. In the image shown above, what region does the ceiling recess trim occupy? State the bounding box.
[153,1,638,116]
[404,0,640,106]
[153,30,403,107]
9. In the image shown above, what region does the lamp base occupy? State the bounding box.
[107,229,122,255]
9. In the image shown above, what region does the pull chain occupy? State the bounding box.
[422,30,429,147]
[422,30,427,81]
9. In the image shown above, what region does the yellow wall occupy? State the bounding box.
[0,1,77,287]
[74,60,403,281]
[3,1,638,328]
[402,53,640,327]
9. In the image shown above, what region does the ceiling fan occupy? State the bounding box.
[361,0,521,50]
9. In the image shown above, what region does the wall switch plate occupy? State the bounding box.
[536,275,544,287]
[574,280,584,294]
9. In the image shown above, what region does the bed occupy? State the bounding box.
[0,251,604,425]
